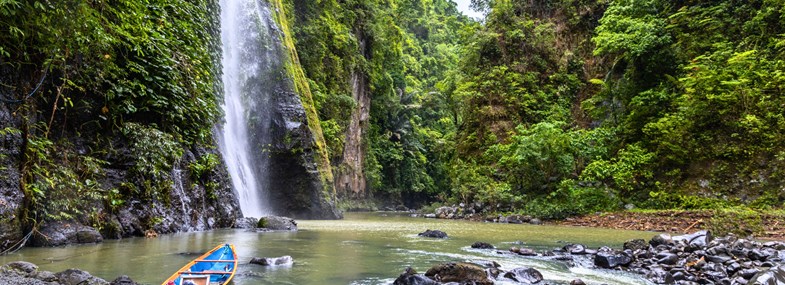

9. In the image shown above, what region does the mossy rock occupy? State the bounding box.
[257,216,297,231]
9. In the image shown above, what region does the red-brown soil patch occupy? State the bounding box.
[557,210,785,241]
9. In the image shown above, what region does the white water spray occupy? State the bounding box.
[217,0,278,218]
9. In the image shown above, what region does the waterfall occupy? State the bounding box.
[171,167,192,230]
[216,0,279,218]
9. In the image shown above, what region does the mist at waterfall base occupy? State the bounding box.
[216,0,280,218]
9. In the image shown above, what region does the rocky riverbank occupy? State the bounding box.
[0,261,139,285]
[419,206,785,241]
[395,230,785,284]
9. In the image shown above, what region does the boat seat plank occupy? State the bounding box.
[179,271,232,275]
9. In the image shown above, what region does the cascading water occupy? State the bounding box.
[216,0,279,218]
[171,166,193,231]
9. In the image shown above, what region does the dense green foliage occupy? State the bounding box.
[1,0,222,224]
[291,0,785,216]
[284,0,469,202]
[5,0,784,222]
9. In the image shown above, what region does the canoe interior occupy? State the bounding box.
[164,244,237,285]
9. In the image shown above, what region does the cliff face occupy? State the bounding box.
[334,69,370,198]
[0,103,24,250]
[0,0,244,250]
[262,0,342,219]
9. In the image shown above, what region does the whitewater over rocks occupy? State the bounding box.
[395,230,785,284]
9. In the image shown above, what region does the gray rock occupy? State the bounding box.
[503,267,544,284]
[394,267,437,285]
[594,251,633,268]
[516,248,538,256]
[55,268,110,285]
[471,242,494,249]
[624,239,648,251]
[110,275,139,285]
[706,254,733,264]
[646,267,675,284]
[507,216,523,224]
[673,230,711,248]
[564,244,587,255]
[529,218,542,225]
[257,216,297,231]
[418,229,448,239]
[233,217,259,229]
[650,233,673,247]
[250,256,293,266]
[2,261,38,277]
[434,207,456,219]
[748,266,785,285]
[656,252,679,265]
[76,229,103,244]
[36,270,58,282]
[31,222,103,246]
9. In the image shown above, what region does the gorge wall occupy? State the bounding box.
[0,0,340,251]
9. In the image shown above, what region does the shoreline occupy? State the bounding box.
[412,207,785,241]
[556,210,785,241]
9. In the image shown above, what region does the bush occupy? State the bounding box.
[122,122,183,200]
[644,191,738,210]
[707,209,764,237]
[522,180,621,219]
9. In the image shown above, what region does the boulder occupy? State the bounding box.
[394,267,438,285]
[655,252,679,265]
[434,207,456,219]
[673,230,711,248]
[110,275,139,285]
[563,244,587,255]
[471,242,494,249]
[424,262,492,285]
[55,268,110,285]
[233,217,259,229]
[645,267,674,284]
[257,216,297,231]
[418,229,448,239]
[529,218,542,225]
[594,251,633,268]
[650,233,673,247]
[503,267,543,284]
[748,266,785,285]
[510,246,537,256]
[250,256,293,266]
[31,221,103,246]
[624,239,648,251]
[507,216,523,224]
[1,261,38,277]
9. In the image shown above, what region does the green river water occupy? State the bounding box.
[1,213,656,284]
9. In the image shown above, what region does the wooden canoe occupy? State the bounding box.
[162,244,238,285]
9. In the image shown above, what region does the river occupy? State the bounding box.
[1,213,655,284]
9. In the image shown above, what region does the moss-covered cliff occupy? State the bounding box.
[0,0,241,249]
[232,0,341,219]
